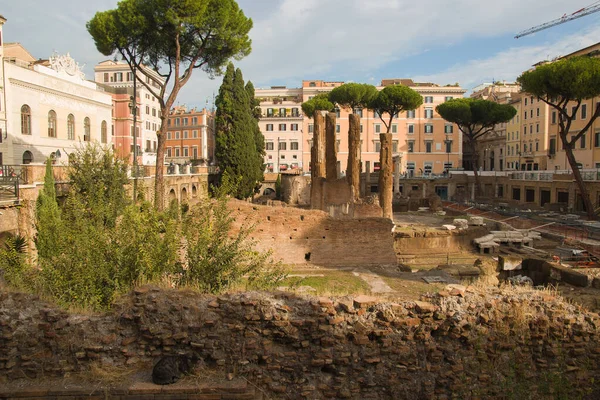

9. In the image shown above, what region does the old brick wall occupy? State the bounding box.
[0,287,599,399]
[229,200,397,267]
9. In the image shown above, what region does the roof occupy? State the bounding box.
[559,41,600,59]
[3,43,36,63]
[0,15,6,23]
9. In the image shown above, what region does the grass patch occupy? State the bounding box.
[279,269,371,296]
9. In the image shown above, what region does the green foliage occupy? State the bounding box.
[0,236,28,288]
[180,195,286,293]
[215,63,264,199]
[518,56,600,102]
[369,85,423,132]
[301,93,334,118]
[35,159,62,260]
[436,98,517,141]
[328,83,378,111]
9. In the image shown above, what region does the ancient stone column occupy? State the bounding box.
[325,112,337,181]
[310,111,326,209]
[364,161,371,197]
[347,114,361,198]
[379,132,393,219]
[312,111,326,180]
[393,157,400,195]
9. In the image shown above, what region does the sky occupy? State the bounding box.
[3,0,600,110]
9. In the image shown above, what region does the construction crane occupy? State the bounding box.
[515,1,600,38]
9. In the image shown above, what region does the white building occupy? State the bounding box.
[254,86,304,173]
[94,60,164,165]
[0,17,112,166]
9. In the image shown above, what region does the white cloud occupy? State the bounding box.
[3,0,599,108]
[413,24,600,93]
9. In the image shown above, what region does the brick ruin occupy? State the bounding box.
[0,286,599,399]
[228,200,396,267]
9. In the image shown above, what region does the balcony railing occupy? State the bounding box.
[262,113,302,119]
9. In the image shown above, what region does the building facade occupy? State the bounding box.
[505,94,522,170]
[165,106,214,165]
[256,79,466,176]
[94,60,164,165]
[0,20,112,166]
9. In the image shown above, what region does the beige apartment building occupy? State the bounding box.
[546,42,600,171]
[94,60,164,165]
[505,94,522,170]
[165,106,214,165]
[259,79,466,177]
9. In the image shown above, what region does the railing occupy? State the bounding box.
[0,165,27,200]
[261,114,303,119]
[509,169,600,182]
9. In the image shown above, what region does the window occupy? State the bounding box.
[354,108,363,117]
[21,105,31,135]
[425,141,432,153]
[425,124,433,134]
[581,134,586,149]
[444,125,453,134]
[424,162,433,175]
[549,138,556,154]
[291,124,299,131]
[291,142,299,150]
[582,104,588,119]
[291,108,299,117]
[279,123,286,131]
[146,140,151,152]
[391,124,397,133]
[48,110,57,138]
[103,73,109,83]
[266,124,274,131]
[375,141,381,152]
[183,147,189,157]
[529,125,533,134]
[536,142,539,151]
[375,124,381,133]
[536,108,540,117]
[552,111,556,124]
[407,141,414,153]
[183,118,188,126]
[101,121,107,143]
[595,132,600,147]
[424,108,433,118]
[445,96,453,101]
[525,98,528,106]
[193,130,198,138]
[183,130,188,139]
[278,141,287,151]
[406,110,415,118]
[175,131,180,139]
[267,108,274,117]
[175,118,180,126]
[530,110,533,118]
[360,124,363,133]
[424,96,433,103]
[192,117,198,125]
[335,108,341,117]
[536,123,539,133]
[408,124,414,134]
[167,132,172,140]
[392,141,398,153]
[336,124,340,133]
[175,147,180,157]
[152,108,156,117]
[308,124,314,133]
[266,142,274,150]
[445,140,452,153]
[524,111,527,120]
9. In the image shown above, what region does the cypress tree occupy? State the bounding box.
[35,158,62,261]
[215,63,264,199]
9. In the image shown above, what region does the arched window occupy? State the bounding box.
[21,105,31,135]
[67,114,75,140]
[22,150,33,165]
[84,117,91,142]
[48,110,57,138]
[101,120,107,144]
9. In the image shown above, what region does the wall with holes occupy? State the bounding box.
[228,200,397,266]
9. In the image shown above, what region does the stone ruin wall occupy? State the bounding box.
[0,287,599,399]
[228,200,397,267]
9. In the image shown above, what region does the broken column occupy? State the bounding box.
[393,156,400,194]
[347,113,361,198]
[310,111,326,209]
[379,132,393,219]
[325,112,337,181]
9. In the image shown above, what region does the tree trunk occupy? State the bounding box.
[347,114,361,198]
[154,130,166,211]
[564,142,596,220]
[379,132,393,219]
[325,112,337,181]
[469,139,482,197]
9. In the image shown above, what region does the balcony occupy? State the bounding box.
[262,113,303,119]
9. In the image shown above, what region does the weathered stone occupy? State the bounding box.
[325,112,338,181]
[353,295,378,309]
